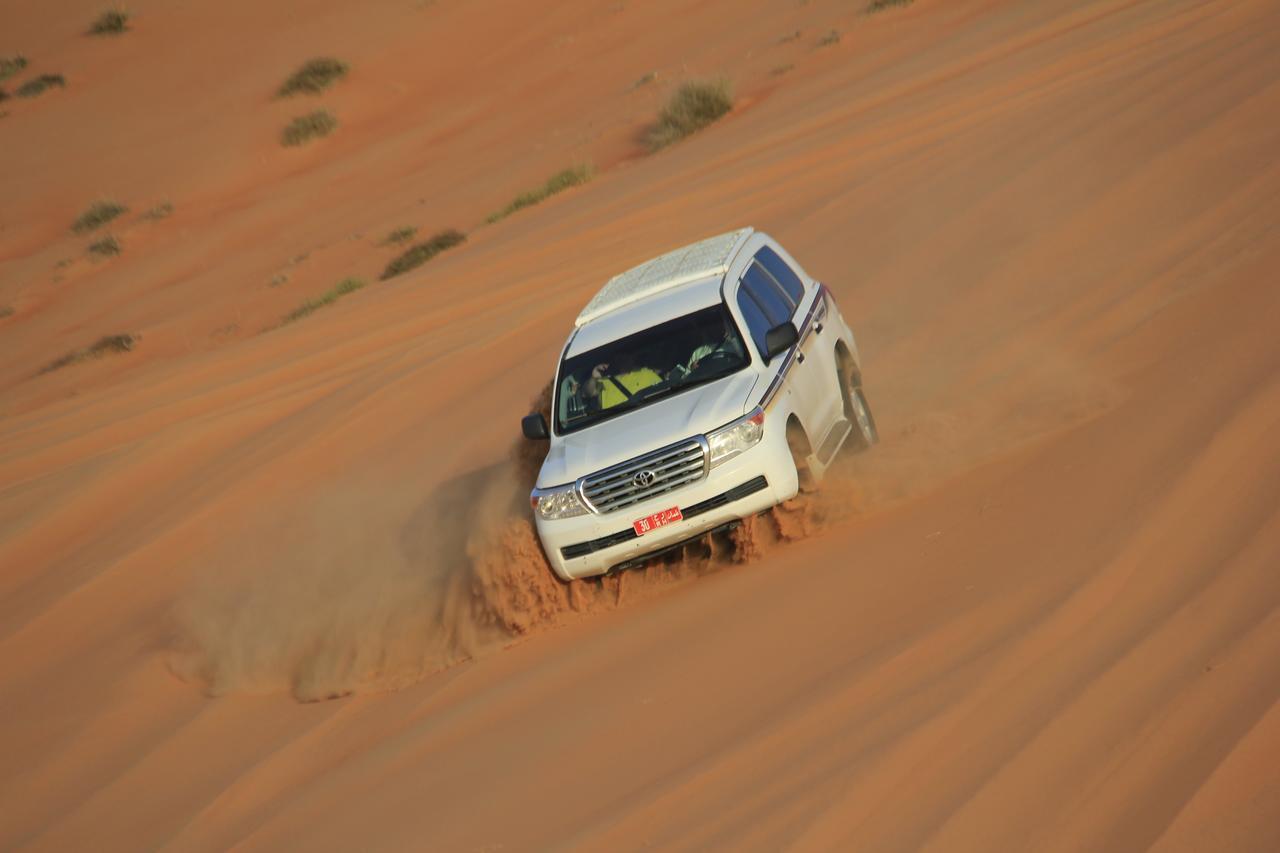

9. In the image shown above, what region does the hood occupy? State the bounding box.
[536,370,760,487]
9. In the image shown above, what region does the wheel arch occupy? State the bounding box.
[834,340,861,387]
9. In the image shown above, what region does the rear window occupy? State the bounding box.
[754,246,806,303]
[741,262,795,326]
[736,286,773,357]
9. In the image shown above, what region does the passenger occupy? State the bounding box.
[581,358,661,410]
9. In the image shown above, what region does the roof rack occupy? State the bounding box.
[574,228,752,327]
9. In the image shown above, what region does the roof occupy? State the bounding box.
[574,228,752,327]
[565,275,723,358]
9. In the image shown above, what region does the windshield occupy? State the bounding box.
[556,303,749,434]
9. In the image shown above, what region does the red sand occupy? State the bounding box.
[2,0,1279,848]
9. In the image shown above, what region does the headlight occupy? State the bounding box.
[530,483,589,520]
[706,407,765,467]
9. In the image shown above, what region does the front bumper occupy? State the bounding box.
[534,423,799,580]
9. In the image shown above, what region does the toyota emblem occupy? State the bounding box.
[633,469,657,488]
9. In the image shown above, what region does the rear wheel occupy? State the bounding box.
[837,357,878,452]
[847,385,879,450]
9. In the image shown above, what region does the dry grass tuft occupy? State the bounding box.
[282,277,366,324]
[16,74,65,98]
[486,165,593,224]
[380,230,466,280]
[381,226,418,246]
[278,58,348,97]
[867,0,913,12]
[0,55,27,82]
[141,201,173,221]
[72,200,128,233]
[88,235,122,257]
[646,80,733,151]
[281,109,338,146]
[89,9,130,35]
[42,333,137,373]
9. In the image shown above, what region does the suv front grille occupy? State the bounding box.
[580,437,709,514]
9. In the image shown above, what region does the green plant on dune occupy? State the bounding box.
[646,79,733,151]
[486,165,594,224]
[380,229,466,280]
[16,73,66,98]
[818,30,841,47]
[278,58,349,97]
[72,200,129,233]
[89,9,130,35]
[0,55,27,82]
[281,109,338,146]
[0,305,14,319]
[282,277,367,324]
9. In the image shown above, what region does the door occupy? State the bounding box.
[737,250,843,458]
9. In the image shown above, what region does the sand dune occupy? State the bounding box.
[2,0,1278,849]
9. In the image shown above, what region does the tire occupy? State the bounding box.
[786,420,818,493]
[847,385,879,451]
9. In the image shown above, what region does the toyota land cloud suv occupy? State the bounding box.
[521,228,877,580]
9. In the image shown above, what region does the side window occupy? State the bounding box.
[754,246,806,303]
[735,285,773,357]
[741,262,794,325]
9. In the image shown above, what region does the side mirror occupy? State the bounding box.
[521,413,550,440]
[764,321,799,363]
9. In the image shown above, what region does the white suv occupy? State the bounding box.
[521,228,877,581]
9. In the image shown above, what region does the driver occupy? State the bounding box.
[669,328,743,380]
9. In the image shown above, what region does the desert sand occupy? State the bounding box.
[2,0,1279,849]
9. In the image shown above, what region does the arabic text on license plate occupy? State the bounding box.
[633,506,682,536]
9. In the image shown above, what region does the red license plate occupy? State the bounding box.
[633,506,683,536]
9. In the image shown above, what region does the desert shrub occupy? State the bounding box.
[89,9,130,35]
[278,58,348,97]
[88,235,121,257]
[380,229,466,280]
[630,71,657,90]
[486,165,593,224]
[818,30,841,46]
[281,109,337,146]
[282,277,366,324]
[17,74,65,98]
[381,226,417,245]
[42,333,136,373]
[646,79,733,151]
[72,200,128,233]
[0,88,8,103]
[0,305,14,319]
[0,55,27,82]
[867,0,913,12]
